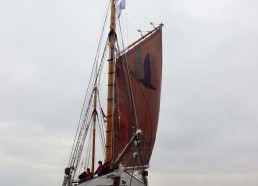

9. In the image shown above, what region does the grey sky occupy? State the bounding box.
[1,0,258,186]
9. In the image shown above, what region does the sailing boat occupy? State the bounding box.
[62,1,163,186]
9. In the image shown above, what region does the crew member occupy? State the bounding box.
[94,161,103,176]
[78,168,92,182]
[86,168,93,180]
[78,171,86,181]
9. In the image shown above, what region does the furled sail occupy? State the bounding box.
[114,27,162,166]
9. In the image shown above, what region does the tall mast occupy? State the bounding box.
[91,87,97,173]
[105,0,116,163]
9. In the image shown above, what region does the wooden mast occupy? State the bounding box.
[105,0,116,163]
[91,87,97,173]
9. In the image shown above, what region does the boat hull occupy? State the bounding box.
[78,165,145,186]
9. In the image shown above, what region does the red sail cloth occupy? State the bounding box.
[113,28,162,166]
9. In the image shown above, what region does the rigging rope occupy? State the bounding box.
[66,1,111,181]
[118,19,139,130]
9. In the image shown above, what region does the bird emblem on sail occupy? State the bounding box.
[131,49,156,90]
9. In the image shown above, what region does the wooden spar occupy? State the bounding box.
[105,0,116,163]
[112,130,142,168]
[120,24,163,55]
[91,87,97,174]
[112,134,137,168]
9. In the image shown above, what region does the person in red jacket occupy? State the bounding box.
[78,168,93,183]
[78,171,86,182]
[86,168,93,180]
[94,161,103,176]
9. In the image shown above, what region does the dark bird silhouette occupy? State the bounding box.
[138,53,156,90]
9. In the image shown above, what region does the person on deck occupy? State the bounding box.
[94,161,111,176]
[102,161,110,174]
[86,168,93,180]
[78,171,86,181]
[78,168,92,182]
[94,161,103,176]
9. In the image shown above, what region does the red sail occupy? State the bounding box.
[113,28,162,166]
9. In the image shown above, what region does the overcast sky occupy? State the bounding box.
[1,0,258,186]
